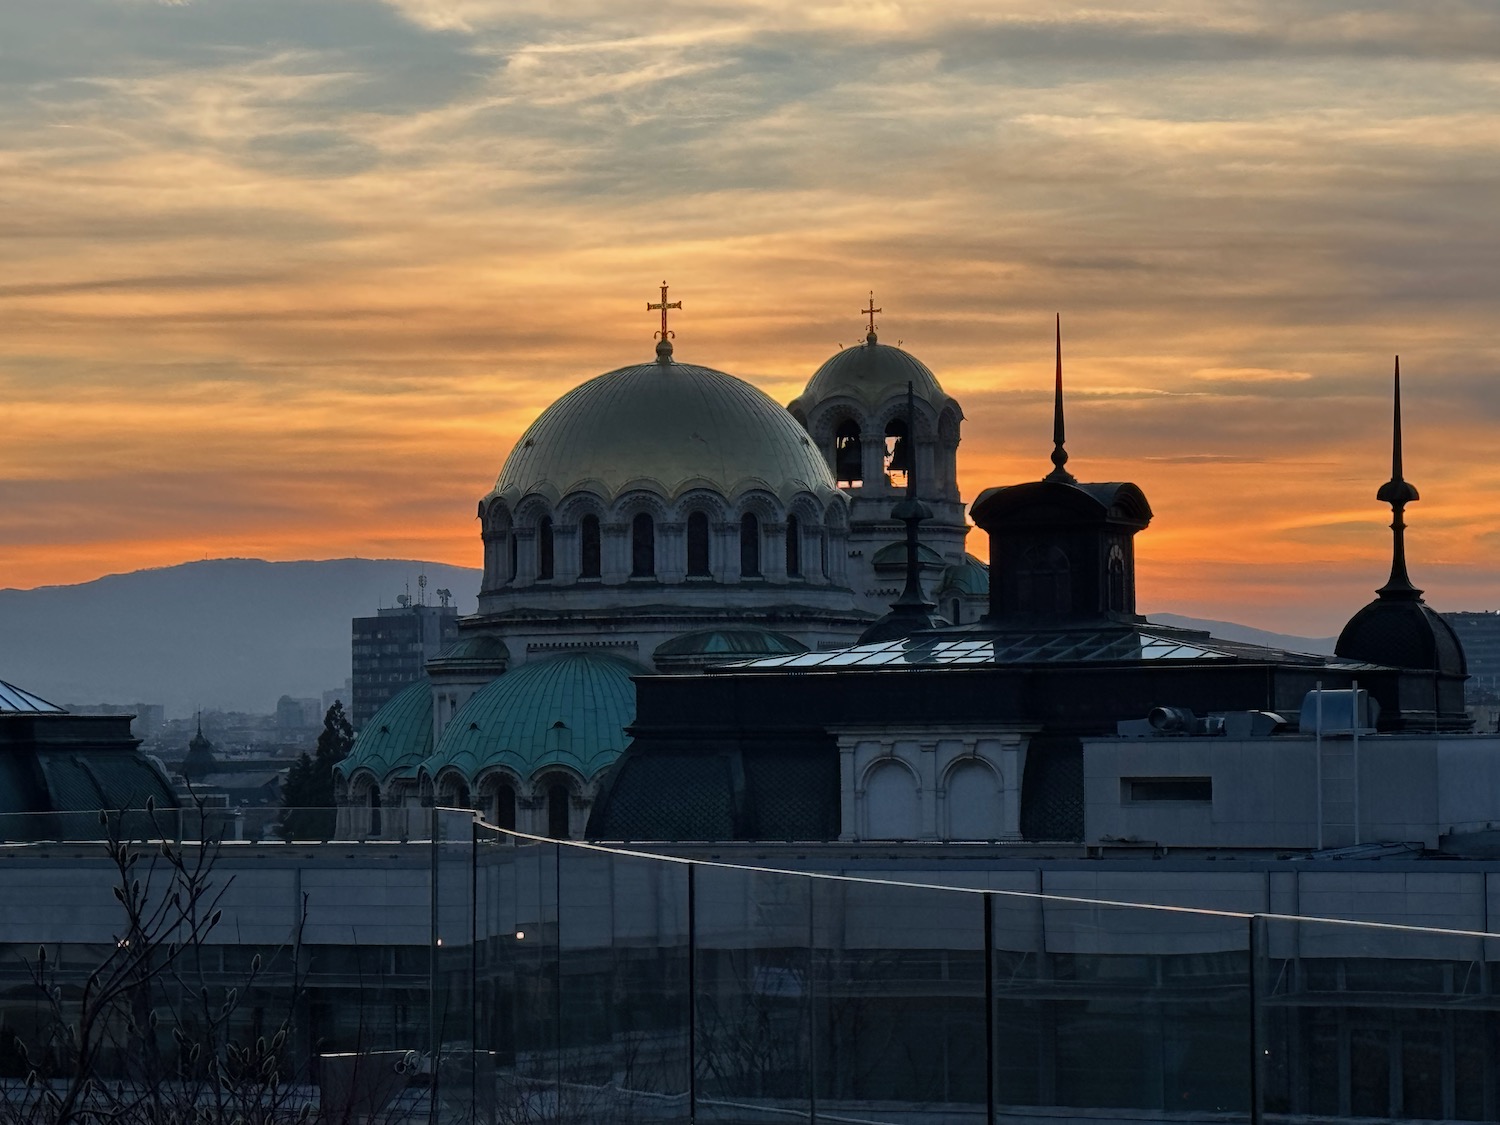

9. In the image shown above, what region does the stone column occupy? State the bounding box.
[838,738,859,841]
[602,522,630,584]
[764,521,788,582]
[715,521,741,583]
[918,739,939,839]
[660,522,686,583]
[513,527,537,585]
[554,525,579,586]
[862,436,887,493]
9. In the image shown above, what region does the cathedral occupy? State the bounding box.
[335,290,989,836]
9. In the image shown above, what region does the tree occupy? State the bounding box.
[278,701,354,840]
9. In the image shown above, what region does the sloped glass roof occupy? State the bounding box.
[714,625,1358,673]
[0,680,66,714]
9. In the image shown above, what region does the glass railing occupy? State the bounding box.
[2,807,1497,1123]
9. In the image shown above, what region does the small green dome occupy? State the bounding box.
[421,653,641,784]
[336,679,433,784]
[654,627,808,671]
[938,553,990,596]
[798,337,949,410]
[426,633,510,674]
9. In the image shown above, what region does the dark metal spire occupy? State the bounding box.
[891,380,935,611]
[1376,356,1422,599]
[1045,313,1076,483]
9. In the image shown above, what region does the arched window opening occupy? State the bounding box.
[687,511,711,577]
[834,420,863,485]
[368,786,382,837]
[631,513,655,577]
[507,533,518,583]
[1107,544,1127,614]
[537,517,554,581]
[884,417,910,489]
[1017,546,1071,617]
[951,598,962,626]
[865,761,920,839]
[493,782,516,833]
[821,531,830,578]
[580,515,601,579]
[547,783,571,840]
[739,513,761,578]
[785,515,801,577]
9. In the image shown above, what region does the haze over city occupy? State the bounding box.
[3,1,1498,634]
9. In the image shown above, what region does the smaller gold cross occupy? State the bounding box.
[862,291,881,336]
[648,281,682,339]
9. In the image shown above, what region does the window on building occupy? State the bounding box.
[537,517,554,581]
[547,782,571,839]
[1107,543,1126,613]
[493,782,516,832]
[687,511,711,577]
[580,515,601,578]
[739,513,761,578]
[785,515,801,577]
[1122,777,1212,803]
[1017,545,1071,616]
[884,417,910,488]
[631,513,655,577]
[507,533,518,583]
[834,420,862,485]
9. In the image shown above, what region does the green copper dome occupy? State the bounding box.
[938,553,990,597]
[797,336,950,411]
[336,679,433,784]
[421,653,641,784]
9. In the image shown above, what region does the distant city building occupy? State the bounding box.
[275,695,321,729]
[63,701,165,740]
[351,601,460,729]
[322,681,352,715]
[1446,610,1500,699]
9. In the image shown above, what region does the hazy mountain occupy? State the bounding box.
[0,557,1338,717]
[0,559,481,716]
[1144,612,1337,656]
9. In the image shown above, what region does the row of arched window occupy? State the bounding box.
[508,512,818,583]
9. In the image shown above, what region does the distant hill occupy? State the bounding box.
[0,558,1338,717]
[1144,612,1336,656]
[0,559,481,716]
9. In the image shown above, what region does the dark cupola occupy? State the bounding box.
[183,712,218,782]
[1335,360,1468,728]
[970,317,1152,627]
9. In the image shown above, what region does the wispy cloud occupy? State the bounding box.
[0,0,1496,631]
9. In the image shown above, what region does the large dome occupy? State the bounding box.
[492,358,835,504]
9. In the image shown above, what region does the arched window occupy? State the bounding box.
[631,513,655,577]
[579,515,601,579]
[507,533,518,583]
[547,782,571,840]
[834,420,862,485]
[821,531,830,578]
[1107,544,1127,613]
[493,781,516,833]
[865,761,920,839]
[368,786,382,837]
[739,513,761,578]
[687,511,711,577]
[884,417,910,487]
[1017,545,1071,617]
[950,598,962,625]
[537,517,554,581]
[785,515,801,577]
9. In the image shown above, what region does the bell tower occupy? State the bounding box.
[789,296,975,620]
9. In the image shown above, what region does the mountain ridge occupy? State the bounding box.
[1,558,1336,717]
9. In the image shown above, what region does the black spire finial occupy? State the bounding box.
[891,381,935,611]
[1045,313,1076,483]
[1376,355,1422,599]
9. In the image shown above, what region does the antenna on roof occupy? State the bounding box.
[436,587,453,608]
[418,573,428,606]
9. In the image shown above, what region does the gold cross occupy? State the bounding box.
[647,281,682,339]
[863,291,881,335]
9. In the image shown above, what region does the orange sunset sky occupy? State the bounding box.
[2,1,1498,636]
